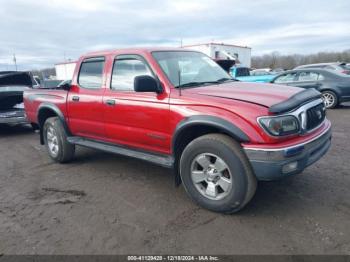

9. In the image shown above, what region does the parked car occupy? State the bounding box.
[295,62,350,75]
[0,71,34,125]
[250,69,273,76]
[271,68,350,108]
[24,48,331,213]
[230,66,275,82]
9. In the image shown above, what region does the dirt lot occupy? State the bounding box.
[0,104,349,255]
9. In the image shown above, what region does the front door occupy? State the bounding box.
[272,72,298,86]
[103,55,171,155]
[67,57,106,139]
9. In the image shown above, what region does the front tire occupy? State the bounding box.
[179,134,257,214]
[322,91,338,109]
[43,117,75,163]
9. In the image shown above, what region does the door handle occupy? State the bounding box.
[72,96,80,102]
[106,99,116,106]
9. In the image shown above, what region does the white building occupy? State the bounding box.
[55,61,77,80]
[182,42,252,67]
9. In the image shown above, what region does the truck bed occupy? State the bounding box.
[23,88,69,125]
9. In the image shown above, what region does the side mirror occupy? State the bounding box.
[59,82,71,91]
[134,75,162,93]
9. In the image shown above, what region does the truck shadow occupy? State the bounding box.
[239,175,319,216]
[73,147,309,216]
[0,124,34,137]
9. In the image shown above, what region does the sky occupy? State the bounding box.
[0,0,349,70]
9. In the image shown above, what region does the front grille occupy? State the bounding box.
[306,103,326,130]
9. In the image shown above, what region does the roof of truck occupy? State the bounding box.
[84,47,189,57]
[182,42,252,49]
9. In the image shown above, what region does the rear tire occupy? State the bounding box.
[322,91,338,109]
[43,117,75,163]
[179,134,257,214]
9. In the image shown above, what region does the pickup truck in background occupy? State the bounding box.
[0,71,34,125]
[24,48,331,213]
[230,66,276,82]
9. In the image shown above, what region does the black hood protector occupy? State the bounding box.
[269,88,322,114]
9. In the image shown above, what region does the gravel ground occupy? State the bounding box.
[0,104,349,255]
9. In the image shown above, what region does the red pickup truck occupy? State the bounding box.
[24,48,331,213]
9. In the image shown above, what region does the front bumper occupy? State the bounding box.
[243,126,332,181]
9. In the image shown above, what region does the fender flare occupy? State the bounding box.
[37,103,71,144]
[172,115,250,186]
[172,115,250,151]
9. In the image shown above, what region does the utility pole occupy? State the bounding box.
[64,51,67,80]
[13,54,17,71]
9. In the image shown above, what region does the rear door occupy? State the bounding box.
[67,57,106,139]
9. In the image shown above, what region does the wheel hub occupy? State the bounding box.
[190,153,233,201]
[206,167,219,182]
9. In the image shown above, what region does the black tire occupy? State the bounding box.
[321,90,338,109]
[43,117,75,163]
[179,134,257,214]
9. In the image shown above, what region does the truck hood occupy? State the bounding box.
[185,82,302,108]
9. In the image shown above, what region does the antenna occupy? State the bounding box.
[178,69,182,96]
[13,54,17,71]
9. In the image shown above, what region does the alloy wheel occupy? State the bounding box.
[190,153,233,200]
[322,92,335,108]
[47,126,59,157]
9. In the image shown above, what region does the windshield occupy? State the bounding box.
[152,51,232,88]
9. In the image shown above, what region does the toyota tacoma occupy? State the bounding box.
[24,48,331,213]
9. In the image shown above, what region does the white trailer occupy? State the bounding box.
[55,61,77,81]
[182,42,252,68]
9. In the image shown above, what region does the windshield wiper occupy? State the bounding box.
[215,77,238,83]
[175,78,238,88]
[176,81,217,88]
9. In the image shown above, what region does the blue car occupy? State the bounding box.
[230,66,276,83]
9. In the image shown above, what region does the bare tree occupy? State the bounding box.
[252,49,350,70]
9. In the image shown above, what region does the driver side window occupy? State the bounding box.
[111,58,152,91]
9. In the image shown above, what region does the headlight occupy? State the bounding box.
[259,115,300,136]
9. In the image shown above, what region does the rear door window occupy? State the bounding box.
[78,57,105,89]
[298,72,319,81]
[297,72,325,81]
